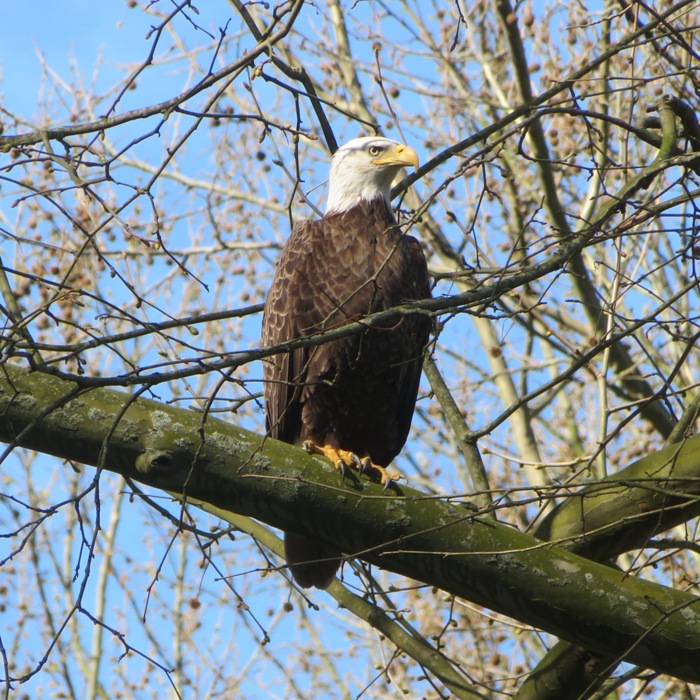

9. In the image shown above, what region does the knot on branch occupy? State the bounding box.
[135,450,176,476]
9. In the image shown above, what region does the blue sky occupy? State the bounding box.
[2,3,135,111]
[0,2,694,697]
[1,1,242,126]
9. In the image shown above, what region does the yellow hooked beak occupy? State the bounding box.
[372,143,419,169]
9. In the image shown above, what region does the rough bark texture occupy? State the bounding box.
[1,363,700,681]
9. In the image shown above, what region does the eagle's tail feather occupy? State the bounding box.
[284,532,341,589]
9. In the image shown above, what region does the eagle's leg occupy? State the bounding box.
[302,441,401,487]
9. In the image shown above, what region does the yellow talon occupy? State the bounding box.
[303,441,402,486]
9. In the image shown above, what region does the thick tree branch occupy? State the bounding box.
[1,364,699,682]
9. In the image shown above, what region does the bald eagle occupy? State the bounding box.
[262,137,431,589]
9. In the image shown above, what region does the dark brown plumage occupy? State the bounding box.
[262,138,431,588]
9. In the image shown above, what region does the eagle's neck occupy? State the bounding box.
[325,179,391,216]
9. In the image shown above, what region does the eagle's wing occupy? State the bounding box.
[392,235,432,448]
[262,219,335,444]
[262,218,348,590]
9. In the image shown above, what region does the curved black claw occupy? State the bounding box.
[336,459,348,478]
[382,475,395,492]
[349,453,364,469]
[359,457,372,475]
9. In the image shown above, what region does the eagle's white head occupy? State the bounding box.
[325,136,419,215]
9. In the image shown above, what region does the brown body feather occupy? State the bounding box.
[262,196,431,588]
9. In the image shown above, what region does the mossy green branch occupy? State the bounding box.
[0,363,699,681]
[535,437,700,560]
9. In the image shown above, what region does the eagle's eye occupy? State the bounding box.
[368,145,383,156]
